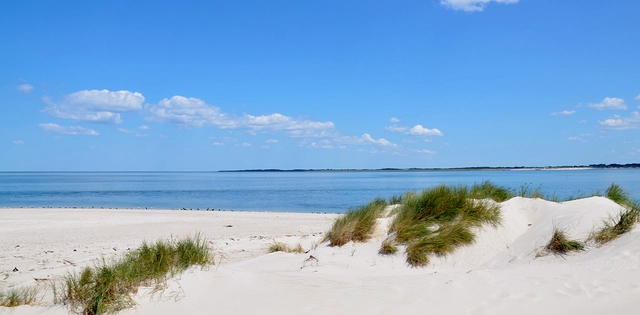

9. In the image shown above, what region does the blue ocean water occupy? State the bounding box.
[0,169,638,213]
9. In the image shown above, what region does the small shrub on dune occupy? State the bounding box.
[57,234,212,315]
[0,286,38,307]
[389,184,501,267]
[545,229,584,254]
[327,198,388,246]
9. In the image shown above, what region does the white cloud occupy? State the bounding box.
[39,123,99,136]
[599,112,640,130]
[13,140,24,145]
[390,117,400,123]
[135,133,148,137]
[146,96,232,128]
[635,94,640,101]
[261,145,269,149]
[145,95,335,137]
[17,84,33,94]
[310,140,334,149]
[411,149,436,155]
[440,0,519,12]
[338,134,398,147]
[551,110,576,116]
[588,97,627,110]
[406,125,444,136]
[568,137,584,141]
[138,125,149,130]
[385,125,408,132]
[240,142,252,147]
[212,142,225,146]
[266,139,278,143]
[43,90,144,124]
[116,128,134,134]
[386,124,443,137]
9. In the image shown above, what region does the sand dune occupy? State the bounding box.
[2,197,640,314]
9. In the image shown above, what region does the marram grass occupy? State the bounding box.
[0,286,39,307]
[545,229,584,254]
[589,184,640,246]
[387,183,504,267]
[326,198,388,246]
[267,242,305,254]
[55,234,213,315]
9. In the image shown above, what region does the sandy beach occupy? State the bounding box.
[2,197,640,314]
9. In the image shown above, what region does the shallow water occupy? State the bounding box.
[0,169,638,213]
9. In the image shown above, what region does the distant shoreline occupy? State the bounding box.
[1,163,638,173]
[220,163,640,173]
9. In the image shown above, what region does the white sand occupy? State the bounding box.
[2,197,640,314]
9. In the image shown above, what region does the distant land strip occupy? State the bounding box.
[220,163,640,172]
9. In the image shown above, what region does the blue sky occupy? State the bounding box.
[2,0,639,171]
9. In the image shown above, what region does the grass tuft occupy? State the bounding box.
[379,236,398,255]
[606,183,632,206]
[388,184,501,267]
[56,234,212,315]
[267,242,305,254]
[470,180,513,202]
[326,198,388,247]
[0,286,39,307]
[517,183,545,199]
[589,184,640,246]
[389,195,403,205]
[545,229,584,254]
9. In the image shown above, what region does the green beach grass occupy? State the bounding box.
[589,184,640,245]
[545,228,584,254]
[388,183,503,266]
[0,286,39,307]
[54,234,213,315]
[326,197,388,246]
[327,181,640,266]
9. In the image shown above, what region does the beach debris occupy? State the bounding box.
[15,245,19,248]
[113,247,117,251]
[225,225,233,228]
[12,267,19,272]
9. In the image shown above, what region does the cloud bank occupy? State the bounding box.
[43,90,144,124]
[145,95,336,137]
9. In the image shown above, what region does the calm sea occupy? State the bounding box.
[0,170,638,213]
